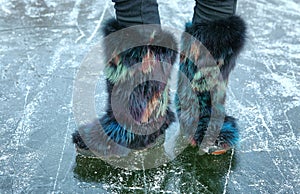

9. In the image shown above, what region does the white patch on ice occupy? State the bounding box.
[223,149,235,194]
[24,0,46,18]
[267,73,300,98]
[0,0,12,15]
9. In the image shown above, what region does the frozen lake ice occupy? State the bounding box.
[0,0,299,193]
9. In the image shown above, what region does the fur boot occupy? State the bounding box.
[175,16,246,154]
[72,19,177,156]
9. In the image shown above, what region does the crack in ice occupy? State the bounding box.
[223,149,235,194]
[52,112,72,193]
[87,1,109,43]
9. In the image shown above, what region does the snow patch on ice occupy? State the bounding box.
[267,73,300,98]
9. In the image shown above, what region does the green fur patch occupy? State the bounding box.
[104,62,129,83]
[191,67,221,92]
[156,84,170,118]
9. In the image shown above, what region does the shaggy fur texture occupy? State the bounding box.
[176,16,246,148]
[72,19,177,151]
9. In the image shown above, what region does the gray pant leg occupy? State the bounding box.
[112,0,160,26]
[192,0,238,23]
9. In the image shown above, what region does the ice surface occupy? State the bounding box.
[0,0,299,193]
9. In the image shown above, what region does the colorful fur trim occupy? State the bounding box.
[176,16,246,149]
[73,19,177,152]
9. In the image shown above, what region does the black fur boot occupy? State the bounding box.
[72,19,177,157]
[175,15,246,155]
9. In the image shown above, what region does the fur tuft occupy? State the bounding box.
[186,15,246,59]
[72,130,89,150]
[102,18,125,36]
[194,116,239,147]
[185,15,246,80]
[219,116,239,146]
